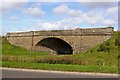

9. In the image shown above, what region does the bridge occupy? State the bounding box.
[6,27,114,55]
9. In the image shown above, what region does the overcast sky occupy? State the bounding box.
[0,0,119,35]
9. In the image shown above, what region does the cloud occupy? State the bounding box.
[27,10,117,31]
[105,6,118,19]
[53,4,104,25]
[104,6,118,26]
[28,18,78,31]
[80,2,117,9]
[2,2,118,35]
[22,7,45,17]
[0,2,27,13]
[85,10,117,26]
[85,11,104,25]
[53,4,69,15]
[107,6,118,13]
[35,22,60,30]
[53,3,118,27]
[103,19,117,26]
[35,22,74,30]
[53,4,83,17]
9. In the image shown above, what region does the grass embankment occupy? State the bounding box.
[2,37,49,57]
[2,32,120,73]
[0,36,2,53]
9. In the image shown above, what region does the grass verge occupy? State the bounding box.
[2,61,118,73]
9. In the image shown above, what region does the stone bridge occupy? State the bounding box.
[6,27,114,54]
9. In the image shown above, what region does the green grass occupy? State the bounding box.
[0,36,2,53]
[73,31,119,66]
[1,32,120,73]
[2,37,49,57]
[2,61,118,73]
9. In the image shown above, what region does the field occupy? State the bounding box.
[1,32,120,73]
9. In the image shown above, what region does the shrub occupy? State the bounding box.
[105,42,110,46]
[97,44,105,52]
[90,50,93,53]
[97,44,110,52]
[115,37,120,46]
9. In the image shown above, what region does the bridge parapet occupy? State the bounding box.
[6,27,113,37]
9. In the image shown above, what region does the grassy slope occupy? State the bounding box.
[73,31,119,66]
[2,32,120,73]
[0,36,2,53]
[2,37,49,57]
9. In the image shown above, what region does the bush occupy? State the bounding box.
[105,42,110,46]
[115,37,120,46]
[90,50,93,53]
[97,44,110,52]
[97,44,105,52]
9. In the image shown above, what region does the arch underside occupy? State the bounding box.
[35,37,73,55]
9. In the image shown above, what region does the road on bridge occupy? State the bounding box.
[1,68,118,78]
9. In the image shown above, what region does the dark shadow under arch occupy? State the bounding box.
[36,37,73,55]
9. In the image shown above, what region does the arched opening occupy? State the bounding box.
[35,37,73,55]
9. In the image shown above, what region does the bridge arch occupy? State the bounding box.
[35,37,73,55]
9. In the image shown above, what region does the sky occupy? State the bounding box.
[0,0,119,35]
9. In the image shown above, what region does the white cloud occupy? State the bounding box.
[53,4,105,25]
[103,19,117,26]
[104,6,118,26]
[35,22,59,30]
[107,6,118,13]
[53,4,69,15]
[105,6,118,19]
[85,11,104,25]
[80,2,117,9]
[53,4,118,27]
[0,2,27,13]
[2,2,118,34]
[53,4,83,17]
[22,7,45,17]
[68,9,83,17]
[28,18,78,31]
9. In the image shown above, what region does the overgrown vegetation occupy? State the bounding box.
[2,32,120,73]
